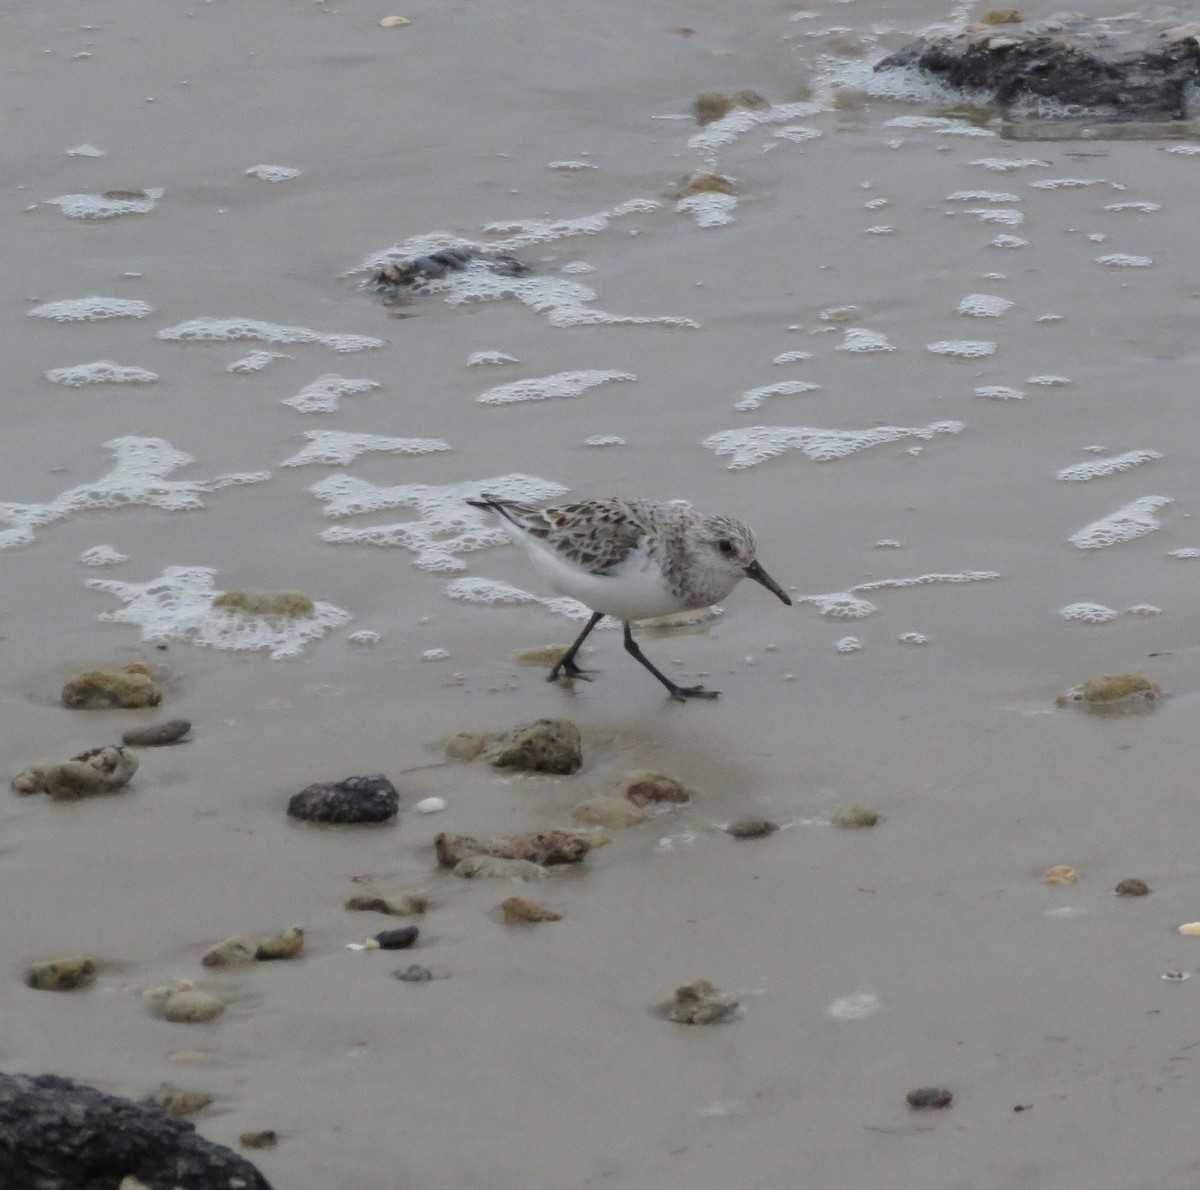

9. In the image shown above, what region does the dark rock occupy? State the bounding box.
[907,1086,954,1109]
[726,816,779,840]
[875,13,1200,119]
[286,775,398,825]
[1115,877,1151,896]
[372,248,531,293]
[123,719,192,747]
[374,927,419,950]
[0,1070,272,1189]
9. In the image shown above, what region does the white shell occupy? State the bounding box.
[415,796,447,815]
[1177,922,1200,936]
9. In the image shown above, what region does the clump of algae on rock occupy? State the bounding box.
[61,663,161,709]
[212,590,316,617]
[1057,673,1162,708]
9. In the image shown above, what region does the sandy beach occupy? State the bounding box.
[5,1,1200,1186]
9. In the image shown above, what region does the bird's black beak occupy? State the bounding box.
[744,560,792,605]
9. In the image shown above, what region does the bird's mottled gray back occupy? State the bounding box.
[504,498,651,574]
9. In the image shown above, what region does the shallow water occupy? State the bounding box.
[6,2,1200,1187]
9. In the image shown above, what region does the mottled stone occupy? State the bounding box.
[488,719,582,775]
[123,719,192,747]
[62,663,161,709]
[0,1070,272,1189]
[287,774,398,824]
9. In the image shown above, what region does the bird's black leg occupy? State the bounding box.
[622,621,718,702]
[548,611,604,683]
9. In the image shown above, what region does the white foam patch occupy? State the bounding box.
[834,637,863,654]
[309,473,568,571]
[1104,201,1161,212]
[79,545,128,567]
[1165,145,1200,155]
[1070,496,1171,549]
[87,565,351,659]
[970,158,1050,171]
[281,374,381,413]
[976,385,1024,400]
[245,164,301,181]
[1057,451,1162,482]
[702,420,963,469]
[561,261,596,274]
[836,328,895,353]
[991,234,1030,248]
[676,193,738,228]
[467,351,519,367]
[1169,548,1200,559]
[1060,602,1117,624]
[686,101,822,155]
[774,351,812,364]
[1030,178,1106,189]
[927,340,996,358]
[422,648,451,661]
[774,125,823,143]
[484,198,661,250]
[958,294,1012,317]
[66,144,107,157]
[45,361,159,386]
[864,225,896,235]
[946,189,1020,203]
[852,571,1000,592]
[0,437,269,550]
[348,630,381,646]
[157,318,384,352]
[1127,604,1161,616]
[864,198,890,210]
[584,435,625,447]
[735,381,820,411]
[444,576,611,624]
[821,306,860,321]
[478,370,634,406]
[803,592,878,619]
[898,631,928,644]
[547,160,599,171]
[45,188,163,218]
[1096,254,1152,268]
[30,297,153,322]
[966,207,1024,225]
[280,431,451,467]
[1027,375,1071,386]
[227,350,289,373]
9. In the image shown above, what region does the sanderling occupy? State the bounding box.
[467,495,791,701]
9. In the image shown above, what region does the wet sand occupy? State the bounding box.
[5,1,1200,1187]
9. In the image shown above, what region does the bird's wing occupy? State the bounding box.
[471,496,647,575]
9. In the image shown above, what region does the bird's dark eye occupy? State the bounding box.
[717,539,735,555]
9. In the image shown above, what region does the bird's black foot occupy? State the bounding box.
[548,659,594,684]
[669,684,720,703]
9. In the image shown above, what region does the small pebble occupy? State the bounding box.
[662,978,740,1024]
[142,1084,213,1116]
[501,896,562,924]
[726,816,779,840]
[1114,878,1150,896]
[255,925,304,960]
[200,937,257,968]
[26,956,96,991]
[907,1087,953,1109]
[394,964,434,982]
[616,771,691,806]
[163,988,226,1023]
[831,806,880,829]
[1177,922,1200,937]
[374,926,419,950]
[1044,865,1079,885]
[239,1130,278,1149]
[122,719,191,747]
[415,797,446,815]
[445,733,489,761]
[345,891,427,916]
[379,14,411,26]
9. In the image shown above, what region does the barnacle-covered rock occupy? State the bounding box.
[13,745,138,799]
[436,828,603,868]
[488,719,582,775]
[287,774,399,824]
